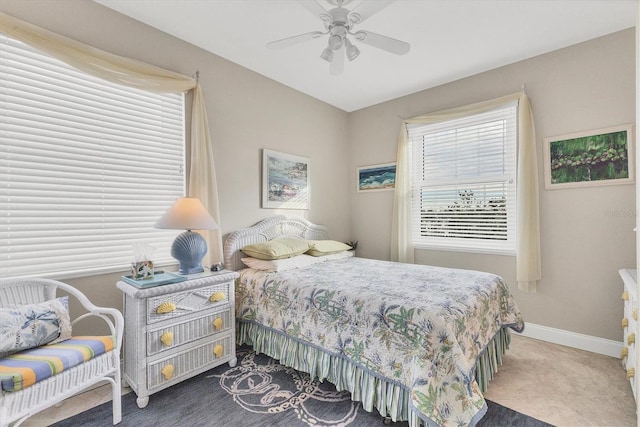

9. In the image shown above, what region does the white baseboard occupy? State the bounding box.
[515,322,623,358]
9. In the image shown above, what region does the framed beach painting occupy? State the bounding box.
[357,163,396,192]
[543,124,634,189]
[262,149,310,209]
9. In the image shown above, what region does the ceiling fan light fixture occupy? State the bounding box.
[266,0,411,74]
[320,47,334,62]
[345,39,360,61]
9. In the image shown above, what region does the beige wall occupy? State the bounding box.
[349,29,636,342]
[0,0,351,332]
[0,1,635,342]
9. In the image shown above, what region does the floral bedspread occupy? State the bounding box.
[236,257,524,427]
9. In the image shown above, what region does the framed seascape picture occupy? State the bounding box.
[262,149,310,209]
[357,163,396,192]
[543,124,634,189]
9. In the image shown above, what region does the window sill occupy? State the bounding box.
[412,244,516,257]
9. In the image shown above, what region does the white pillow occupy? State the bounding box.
[319,251,354,261]
[241,254,323,272]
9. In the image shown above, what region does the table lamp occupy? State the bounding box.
[154,197,218,274]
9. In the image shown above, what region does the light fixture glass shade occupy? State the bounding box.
[328,34,343,50]
[154,197,218,274]
[345,39,360,62]
[320,47,334,62]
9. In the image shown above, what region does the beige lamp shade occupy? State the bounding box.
[155,197,218,231]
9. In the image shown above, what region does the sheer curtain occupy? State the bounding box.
[391,92,541,292]
[0,12,224,264]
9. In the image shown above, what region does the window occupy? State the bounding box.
[409,102,517,254]
[0,34,185,279]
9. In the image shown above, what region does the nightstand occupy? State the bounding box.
[117,270,239,408]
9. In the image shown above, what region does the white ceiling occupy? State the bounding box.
[95,0,636,112]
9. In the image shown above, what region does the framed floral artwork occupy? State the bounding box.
[543,124,634,189]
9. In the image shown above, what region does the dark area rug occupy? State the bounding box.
[52,346,553,427]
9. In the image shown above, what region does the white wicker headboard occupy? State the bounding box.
[223,215,329,271]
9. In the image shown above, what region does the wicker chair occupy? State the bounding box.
[0,278,124,426]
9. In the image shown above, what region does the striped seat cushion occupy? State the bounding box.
[0,336,114,392]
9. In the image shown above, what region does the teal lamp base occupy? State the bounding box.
[171,230,207,274]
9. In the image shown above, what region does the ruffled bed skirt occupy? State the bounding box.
[237,321,512,427]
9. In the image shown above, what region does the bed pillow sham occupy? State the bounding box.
[0,296,72,358]
[241,237,311,260]
[306,240,352,257]
[241,254,323,272]
[319,250,355,261]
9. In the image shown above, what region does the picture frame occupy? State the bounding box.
[543,124,634,189]
[262,149,310,209]
[357,162,396,192]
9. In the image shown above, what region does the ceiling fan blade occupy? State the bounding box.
[330,46,344,75]
[353,30,410,55]
[349,0,394,24]
[267,31,325,49]
[299,0,330,20]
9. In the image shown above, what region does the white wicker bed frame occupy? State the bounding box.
[223,216,511,426]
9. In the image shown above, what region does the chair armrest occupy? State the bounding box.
[53,281,124,351]
[0,277,125,351]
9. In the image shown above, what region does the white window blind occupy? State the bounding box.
[409,102,517,254]
[0,34,185,279]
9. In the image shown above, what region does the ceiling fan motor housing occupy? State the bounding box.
[326,6,351,50]
[328,26,347,50]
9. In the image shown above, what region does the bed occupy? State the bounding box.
[223,215,524,427]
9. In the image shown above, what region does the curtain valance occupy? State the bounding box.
[0,12,195,92]
[0,12,223,264]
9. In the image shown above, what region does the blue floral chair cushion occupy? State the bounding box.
[0,297,72,358]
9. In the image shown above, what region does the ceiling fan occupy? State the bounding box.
[266,0,411,75]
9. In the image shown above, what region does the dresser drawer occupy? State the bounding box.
[147,334,233,391]
[147,281,231,324]
[147,308,232,356]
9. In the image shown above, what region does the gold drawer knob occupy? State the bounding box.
[628,368,635,379]
[212,317,223,331]
[628,333,635,345]
[209,292,226,303]
[213,344,224,358]
[622,291,629,301]
[156,301,176,314]
[622,318,629,329]
[161,364,174,380]
[160,331,174,347]
[622,347,629,358]
[634,309,638,321]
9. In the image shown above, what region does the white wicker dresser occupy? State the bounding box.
[117,270,239,408]
[620,268,638,401]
